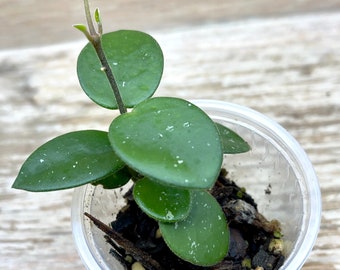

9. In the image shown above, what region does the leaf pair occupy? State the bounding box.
[133,178,229,266]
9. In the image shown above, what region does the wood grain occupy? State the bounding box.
[1,3,340,270]
[1,0,340,49]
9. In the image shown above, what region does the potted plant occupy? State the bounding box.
[12,1,321,269]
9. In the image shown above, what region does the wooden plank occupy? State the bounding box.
[1,12,339,269]
[1,0,340,49]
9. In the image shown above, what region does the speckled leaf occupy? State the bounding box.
[133,178,192,222]
[108,97,223,189]
[77,30,164,109]
[215,123,251,154]
[12,130,125,191]
[159,190,229,266]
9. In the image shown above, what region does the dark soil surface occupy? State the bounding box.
[105,169,285,270]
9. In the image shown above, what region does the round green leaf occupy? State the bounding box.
[133,178,191,222]
[12,130,125,191]
[215,123,251,154]
[77,30,164,109]
[108,97,223,189]
[159,191,229,266]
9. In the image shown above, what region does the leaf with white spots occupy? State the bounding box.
[77,30,164,109]
[133,177,192,222]
[159,190,229,266]
[12,130,125,191]
[108,97,223,189]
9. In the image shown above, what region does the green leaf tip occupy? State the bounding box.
[12,130,125,192]
[73,24,87,32]
[94,8,101,23]
[94,8,102,35]
[73,24,92,41]
[216,123,251,154]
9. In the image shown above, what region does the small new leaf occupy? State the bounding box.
[94,8,103,35]
[73,24,88,34]
[94,8,101,23]
[73,24,92,41]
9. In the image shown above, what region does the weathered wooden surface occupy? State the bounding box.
[2,0,340,49]
[1,2,340,270]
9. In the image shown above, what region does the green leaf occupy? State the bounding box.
[77,30,164,109]
[215,123,251,154]
[108,97,223,189]
[94,8,101,23]
[92,167,131,189]
[12,130,125,192]
[159,191,229,266]
[133,178,191,222]
[73,24,88,34]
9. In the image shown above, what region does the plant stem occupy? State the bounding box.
[84,0,96,35]
[83,0,127,114]
[92,39,127,114]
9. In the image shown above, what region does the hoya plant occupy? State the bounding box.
[12,0,250,267]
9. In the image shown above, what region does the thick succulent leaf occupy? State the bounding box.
[215,123,251,154]
[92,167,131,189]
[77,30,164,109]
[159,191,229,266]
[108,97,223,189]
[12,130,125,191]
[133,178,191,222]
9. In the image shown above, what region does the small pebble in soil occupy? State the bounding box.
[132,261,146,270]
[268,239,284,255]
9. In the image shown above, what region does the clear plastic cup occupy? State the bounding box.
[72,100,321,270]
